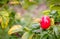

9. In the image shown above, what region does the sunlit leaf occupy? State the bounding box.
[8,25,23,35]
[50,5,60,11]
[1,17,9,29]
[0,10,9,29]
[46,0,60,6]
[43,10,50,15]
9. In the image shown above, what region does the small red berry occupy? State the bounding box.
[40,16,51,29]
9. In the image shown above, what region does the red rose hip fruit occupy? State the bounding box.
[40,16,51,29]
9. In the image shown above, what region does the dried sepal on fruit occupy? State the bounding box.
[50,18,55,25]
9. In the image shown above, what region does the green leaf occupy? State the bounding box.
[31,23,40,29]
[0,10,9,29]
[50,5,60,11]
[8,11,16,27]
[40,31,48,39]
[22,32,34,39]
[46,0,60,6]
[1,16,9,29]
[53,26,59,37]
[0,0,9,7]
[43,10,50,15]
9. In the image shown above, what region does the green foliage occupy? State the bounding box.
[46,0,60,6]
[0,0,60,39]
[0,0,9,7]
